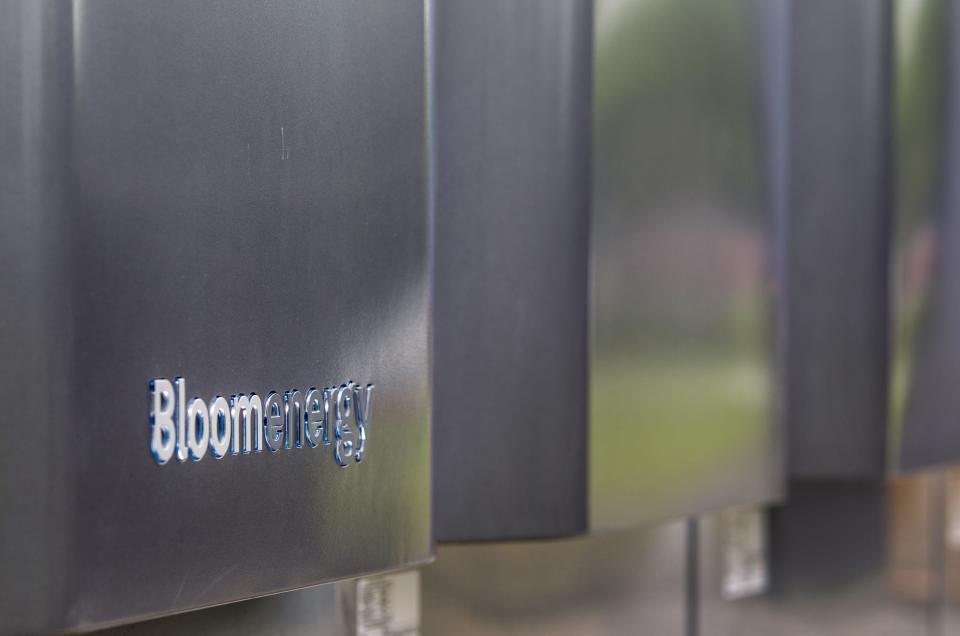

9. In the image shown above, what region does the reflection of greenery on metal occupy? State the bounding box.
[594,0,761,229]
[896,0,946,233]
[591,0,774,524]
[891,0,946,461]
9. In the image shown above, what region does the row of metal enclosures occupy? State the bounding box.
[3,0,960,633]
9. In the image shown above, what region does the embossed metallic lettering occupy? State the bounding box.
[208,395,231,459]
[353,383,373,462]
[334,383,355,467]
[303,387,327,448]
[263,392,284,452]
[149,379,176,464]
[186,397,209,461]
[149,377,372,466]
[230,393,263,455]
[175,377,188,462]
[284,389,304,450]
[322,386,334,446]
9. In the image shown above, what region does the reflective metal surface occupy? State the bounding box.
[421,523,687,636]
[787,0,892,479]
[0,1,430,632]
[432,0,592,541]
[590,0,782,528]
[892,0,960,472]
[94,585,338,636]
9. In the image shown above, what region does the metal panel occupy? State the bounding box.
[434,0,783,542]
[432,0,592,541]
[590,0,782,528]
[892,0,960,472]
[787,0,892,479]
[94,585,338,636]
[0,1,431,632]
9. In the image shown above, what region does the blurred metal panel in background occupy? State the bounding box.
[432,0,592,542]
[694,2,935,633]
[786,0,892,479]
[590,0,782,528]
[0,1,430,632]
[893,0,960,472]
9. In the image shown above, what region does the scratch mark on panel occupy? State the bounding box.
[193,563,240,602]
[172,574,188,608]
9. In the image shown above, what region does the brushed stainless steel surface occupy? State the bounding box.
[420,523,687,636]
[0,1,431,632]
[892,0,960,472]
[787,0,892,479]
[432,0,592,541]
[590,0,782,528]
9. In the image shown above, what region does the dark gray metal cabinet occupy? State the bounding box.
[432,0,783,543]
[0,1,431,633]
[432,0,592,542]
[787,0,960,477]
[787,0,893,479]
